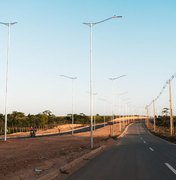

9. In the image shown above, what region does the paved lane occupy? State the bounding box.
[0,123,109,140]
[68,122,176,180]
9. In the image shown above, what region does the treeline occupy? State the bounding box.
[0,110,111,134]
[153,116,176,127]
[149,108,176,127]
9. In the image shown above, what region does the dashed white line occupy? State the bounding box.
[149,147,154,151]
[165,163,176,175]
[143,141,146,144]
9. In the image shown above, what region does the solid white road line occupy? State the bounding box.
[149,147,154,152]
[165,163,176,175]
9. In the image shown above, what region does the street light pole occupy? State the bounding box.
[92,93,97,131]
[145,106,149,127]
[0,22,17,141]
[122,98,130,126]
[117,92,128,131]
[125,102,131,124]
[109,75,126,136]
[98,98,108,127]
[103,101,106,127]
[60,75,77,135]
[83,15,122,149]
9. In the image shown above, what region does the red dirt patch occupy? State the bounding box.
[0,123,126,180]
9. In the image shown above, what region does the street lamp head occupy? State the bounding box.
[109,75,127,81]
[112,15,123,19]
[0,22,18,26]
[83,22,92,26]
[60,75,77,80]
[83,15,122,26]
[10,22,18,25]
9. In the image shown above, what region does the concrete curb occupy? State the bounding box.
[118,123,134,138]
[60,145,105,174]
[58,123,133,176]
[37,124,132,180]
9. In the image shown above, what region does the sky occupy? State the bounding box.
[0,0,176,116]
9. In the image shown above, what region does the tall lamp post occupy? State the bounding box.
[109,75,126,136]
[60,75,77,135]
[122,98,131,126]
[0,22,17,141]
[98,98,108,127]
[83,15,122,149]
[92,93,98,131]
[145,106,149,127]
[117,92,128,131]
[126,102,132,123]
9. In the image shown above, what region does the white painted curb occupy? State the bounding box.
[118,123,134,138]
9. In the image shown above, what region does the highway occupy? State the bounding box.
[68,122,176,180]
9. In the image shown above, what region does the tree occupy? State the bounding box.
[10,111,25,120]
[36,114,48,127]
[162,108,169,116]
[27,114,37,127]
[43,110,52,116]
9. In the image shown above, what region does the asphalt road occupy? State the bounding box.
[68,122,176,180]
[0,123,110,140]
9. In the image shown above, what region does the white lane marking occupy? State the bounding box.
[143,141,146,144]
[165,163,176,175]
[149,147,154,151]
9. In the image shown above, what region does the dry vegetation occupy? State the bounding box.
[146,121,176,143]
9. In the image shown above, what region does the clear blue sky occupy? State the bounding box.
[0,0,176,116]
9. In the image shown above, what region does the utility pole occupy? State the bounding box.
[152,100,156,132]
[169,80,174,136]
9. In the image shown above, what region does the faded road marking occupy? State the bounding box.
[149,147,154,152]
[165,163,176,175]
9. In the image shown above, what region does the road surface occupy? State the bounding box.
[68,122,176,180]
[0,123,109,140]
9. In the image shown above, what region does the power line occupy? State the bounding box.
[146,73,176,108]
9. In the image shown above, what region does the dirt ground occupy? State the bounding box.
[0,123,126,180]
